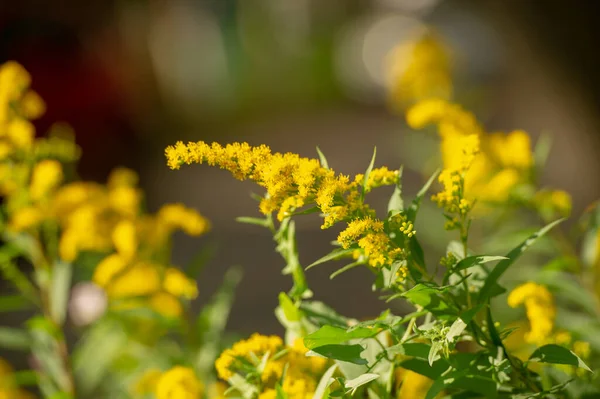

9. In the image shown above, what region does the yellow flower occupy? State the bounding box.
[407,99,534,206]
[30,160,63,200]
[508,282,555,346]
[215,334,284,381]
[165,141,366,229]
[338,217,384,249]
[155,366,203,399]
[158,203,210,236]
[6,119,35,149]
[112,220,137,260]
[149,292,183,318]
[19,91,45,120]
[106,261,162,298]
[387,32,453,108]
[216,334,325,399]
[163,268,198,300]
[92,254,128,287]
[9,206,44,231]
[361,167,399,193]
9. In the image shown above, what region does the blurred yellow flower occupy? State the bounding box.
[163,268,198,300]
[508,282,555,346]
[155,366,203,399]
[30,160,63,200]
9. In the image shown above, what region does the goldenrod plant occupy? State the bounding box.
[0,61,240,399]
[1,26,600,399]
[162,34,600,399]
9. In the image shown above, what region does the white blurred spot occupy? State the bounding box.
[334,12,424,102]
[148,1,230,113]
[69,282,108,326]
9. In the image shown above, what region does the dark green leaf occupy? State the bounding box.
[400,357,449,380]
[529,344,592,372]
[0,295,35,313]
[478,219,564,302]
[453,256,507,273]
[309,344,368,365]
[401,283,453,314]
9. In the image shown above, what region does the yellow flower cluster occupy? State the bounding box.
[337,216,407,270]
[165,141,383,228]
[0,358,35,399]
[407,99,533,207]
[508,282,556,346]
[356,166,400,194]
[0,62,45,158]
[0,61,209,321]
[387,32,453,108]
[155,366,203,399]
[215,334,326,399]
[165,141,409,272]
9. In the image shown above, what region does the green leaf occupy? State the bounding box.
[406,169,440,223]
[308,344,368,365]
[385,342,430,359]
[50,261,72,325]
[312,364,338,399]
[387,166,404,215]
[409,237,426,276]
[400,357,449,380]
[307,248,355,270]
[427,373,497,399]
[236,216,271,228]
[401,283,453,315]
[529,344,592,372]
[0,295,35,313]
[478,219,564,302]
[453,255,507,273]
[345,373,380,394]
[361,147,377,200]
[0,327,30,350]
[299,301,349,328]
[304,325,378,349]
[276,383,288,399]
[316,147,329,169]
[330,261,364,280]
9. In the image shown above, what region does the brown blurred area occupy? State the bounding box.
[1,0,600,337]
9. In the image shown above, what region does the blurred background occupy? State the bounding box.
[1,0,600,341]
